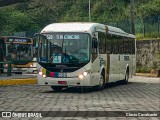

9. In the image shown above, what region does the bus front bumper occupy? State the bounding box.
[37,74,91,87]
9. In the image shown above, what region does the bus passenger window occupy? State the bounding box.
[92,37,98,62]
[105,35,111,54]
[98,32,106,54]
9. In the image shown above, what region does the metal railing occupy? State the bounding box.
[0,61,12,76]
[108,15,160,38]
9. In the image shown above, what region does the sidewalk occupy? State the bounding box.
[130,76,160,83]
[135,73,159,77]
[0,73,37,86]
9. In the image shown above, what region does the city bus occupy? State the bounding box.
[0,36,37,74]
[34,22,136,91]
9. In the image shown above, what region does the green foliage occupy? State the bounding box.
[136,33,160,40]
[138,0,160,17]
[157,51,160,61]
[136,67,151,73]
[0,0,159,37]
[0,7,39,35]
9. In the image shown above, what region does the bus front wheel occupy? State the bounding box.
[95,74,105,91]
[51,86,63,91]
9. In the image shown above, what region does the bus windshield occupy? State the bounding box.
[6,43,32,61]
[38,33,90,64]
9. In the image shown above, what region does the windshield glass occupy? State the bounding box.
[6,43,32,60]
[38,33,90,64]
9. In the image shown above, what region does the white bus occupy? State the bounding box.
[34,22,136,91]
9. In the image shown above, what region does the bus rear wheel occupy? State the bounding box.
[51,86,63,91]
[123,69,129,84]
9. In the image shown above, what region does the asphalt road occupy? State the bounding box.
[0,76,159,120]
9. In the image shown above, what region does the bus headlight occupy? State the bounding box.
[42,74,47,78]
[78,75,84,79]
[39,71,47,78]
[78,71,89,79]
[83,72,88,76]
[39,72,43,76]
[30,64,33,67]
[4,64,8,67]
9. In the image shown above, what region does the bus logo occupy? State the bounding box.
[2,112,11,117]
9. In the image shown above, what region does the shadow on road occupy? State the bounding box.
[42,81,134,94]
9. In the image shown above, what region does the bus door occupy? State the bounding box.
[0,39,4,73]
[107,35,120,82]
[90,34,101,85]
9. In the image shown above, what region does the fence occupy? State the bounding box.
[0,61,12,76]
[0,15,159,38]
[108,15,160,38]
[13,30,40,38]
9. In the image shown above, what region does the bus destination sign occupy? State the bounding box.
[6,38,31,43]
[46,34,80,40]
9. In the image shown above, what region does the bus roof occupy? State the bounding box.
[41,22,135,38]
[107,25,135,38]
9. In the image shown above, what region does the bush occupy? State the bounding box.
[136,67,151,73]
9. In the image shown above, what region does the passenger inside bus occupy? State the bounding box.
[20,51,31,59]
[50,45,63,63]
[67,41,79,54]
[7,43,17,59]
[78,42,88,62]
[7,50,17,59]
[53,45,62,54]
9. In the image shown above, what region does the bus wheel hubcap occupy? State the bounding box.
[126,73,129,81]
[100,75,103,86]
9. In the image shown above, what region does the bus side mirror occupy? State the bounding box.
[92,38,98,48]
[33,38,36,47]
[32,33,40,47]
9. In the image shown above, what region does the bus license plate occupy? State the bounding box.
[58,81,67,85]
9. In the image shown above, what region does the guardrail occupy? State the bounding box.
[0,61,12,76]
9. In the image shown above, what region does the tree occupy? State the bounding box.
[0,0,30,7]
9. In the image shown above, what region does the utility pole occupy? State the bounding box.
[130,0,135,35]
[89,0,91,22]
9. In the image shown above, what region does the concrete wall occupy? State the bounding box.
[136,40,160,69]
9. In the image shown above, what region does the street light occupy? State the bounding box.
[89,0,91,22]
[130,0,135,35]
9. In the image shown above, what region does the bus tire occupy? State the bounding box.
[95,74,105,91]
[51,86,63,91]
[124,68,129,84]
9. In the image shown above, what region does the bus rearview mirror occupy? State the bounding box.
[92,38,98,48]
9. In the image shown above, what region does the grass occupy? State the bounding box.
[136,33,160,40]
[136,67,152,73]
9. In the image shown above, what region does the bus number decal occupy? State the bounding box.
[124,56,129,61]
[58,73,67,78]
[46,35,53,40]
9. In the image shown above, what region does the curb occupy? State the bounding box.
[0,78,37,86]
[135,73,158,77]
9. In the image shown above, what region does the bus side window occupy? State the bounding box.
[124,37,128,54]
[105,35,111,54]
[110,35,118,54]
[98,32,106,54]
[132,38,135,54]
[91,37,98,62]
